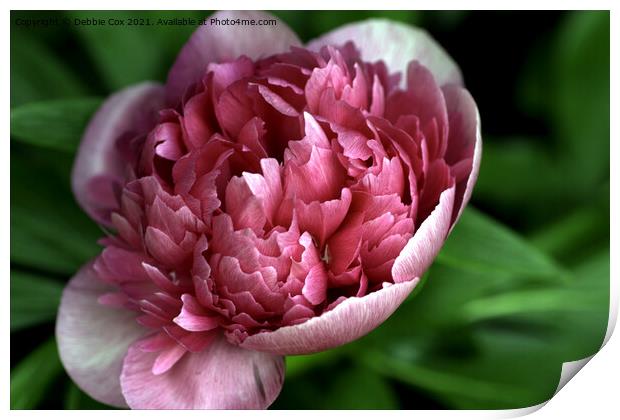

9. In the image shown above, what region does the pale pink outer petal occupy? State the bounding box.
[241,279,419,355]
[307,19,462,87]
[56,262,146,407]
[392,185,456,283]
[72,82,165,226]
[442,85,483,227]
[120,336,285,409]
[166,10,302,105]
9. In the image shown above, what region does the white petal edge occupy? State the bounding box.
[241,278,419,355]
[56,262,146,407]
[307,19,462,87]
[392,185,456,282]
[165,10,302,105]
[72,82,165,226]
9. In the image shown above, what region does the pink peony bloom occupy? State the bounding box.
[57,11,481,409]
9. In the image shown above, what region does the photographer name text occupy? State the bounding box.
[14,16,277,28]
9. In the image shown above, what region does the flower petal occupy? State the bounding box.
[120,336,285,409]
[173,294,219,332]
[392,185,456,283]
[72,82,165,226]
[166,10,302,105]
[307,19,462,87]
[56,262,146,407]
[241,279,418,354]
[442,85,483,227]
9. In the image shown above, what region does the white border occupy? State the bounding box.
[4,2,617,419]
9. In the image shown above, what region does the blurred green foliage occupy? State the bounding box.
[10,10,609,410]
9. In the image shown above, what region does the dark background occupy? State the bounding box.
[10,10,610,409]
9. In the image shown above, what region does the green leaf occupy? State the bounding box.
[322,368,398,409]
[355,242,608,409]
[10,270,63,331]
[68,11,165,89]
[351,207,607,409]
[11,98,102,152]
[285,348,344,379]
[11,338,63,409]
[474,139,563,206]
[359,349,537,408]
[67,11,204,90]
[529,184,609,265]
[461,287,603,323]
[438,207,564,278]
[556,249,609,358]
[518,11,609,195]
[552,11,609,191]
[11,143,101,275]
[10,32,87,107]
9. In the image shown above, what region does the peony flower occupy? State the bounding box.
[57,10,481,409]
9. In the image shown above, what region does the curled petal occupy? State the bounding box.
[307,19,462,87]
[56,262,146,407]
[442,85,483,226]
[166,10,302,105]
[173,294,220,332]
[241,279,419,354]
[72,82,165,226]
[392,185,455,283]
[295,188,352,247]
[120,336,285,409]
[284,146,346,203]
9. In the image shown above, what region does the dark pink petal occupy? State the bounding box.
[242,158,283,226]
[173,294,219,332]
[110,213,142,249]
[255,83,299,117]
[95,246,150,283]
[341,63,369,110]
[142,263,180,294]
[363,234,409,269]
[326,212,364,274]
[416,159,452,225]
[307,20,462,87]
[153,122,185,161]
[284,146,346,203]
[369,74,385,116]
[301,263,328,305]
[333,126,372,160]
[144,227,188,268]
[238,117,269,158]
[392,185,455,283]
[305,59,347,112]
[208,56,255,98]
[359,156,405,197]
[442,85,483,226]
[164,325,218,353]
[120,336,285,408]
[282,304,315,325]
[241,279,419,354]
[56,262,146,407]
[72,82,165,226]
[215,81,257,138]
[385,61,449,160]
[225,176,267,233]
[295,188,352,247]
[214,255,285,311]
[166,10,301,105]
[181,91,214,150]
